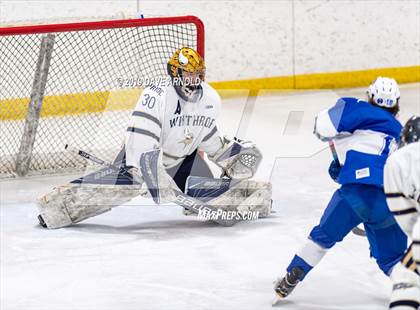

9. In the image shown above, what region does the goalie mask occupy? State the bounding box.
[167,47,205,102]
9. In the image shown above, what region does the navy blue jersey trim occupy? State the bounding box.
[203,126,218,142]
[386,192,405,198]
[163,152,185,160]
[127,127,160,142]
[132,111,162,128]
[389,300,419,309]
[392,208,417,216]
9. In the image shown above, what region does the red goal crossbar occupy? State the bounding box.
[0,15,205,57]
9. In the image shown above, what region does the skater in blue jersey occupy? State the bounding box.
[274,77,408,301]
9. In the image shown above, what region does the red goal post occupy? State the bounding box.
[0,16,204,177]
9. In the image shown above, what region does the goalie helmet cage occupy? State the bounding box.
[0,15,204,177]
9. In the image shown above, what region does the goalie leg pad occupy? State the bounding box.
[38,183,140,229]
[207,179,272,218]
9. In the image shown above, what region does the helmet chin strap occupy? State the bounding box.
[174,83,203,103]
[184,84,203,103]
[184,84,197,95]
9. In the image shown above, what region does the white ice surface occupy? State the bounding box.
[1,84,419,310]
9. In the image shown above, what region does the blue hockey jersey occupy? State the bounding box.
[314,97,402,186]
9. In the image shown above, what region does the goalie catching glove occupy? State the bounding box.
[209,137,262,179]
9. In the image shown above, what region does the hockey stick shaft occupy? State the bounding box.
[328,140,339,162]
[65,144,113,167]
[65,144,129,182]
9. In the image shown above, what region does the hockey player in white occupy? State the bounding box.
[273,77,408,303]
[124,47,271,214]
[36,47,271,228]
[384,116,420,310]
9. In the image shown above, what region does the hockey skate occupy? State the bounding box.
[272,267,304,305]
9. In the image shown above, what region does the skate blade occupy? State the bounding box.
[271,293,284,307]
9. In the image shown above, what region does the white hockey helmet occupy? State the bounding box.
[367,77,400,108]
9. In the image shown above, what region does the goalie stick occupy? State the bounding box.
[65,145,238,227]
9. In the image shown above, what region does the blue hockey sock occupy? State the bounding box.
[287,255,313,281]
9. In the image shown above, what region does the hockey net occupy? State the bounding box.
[0,16,204,177]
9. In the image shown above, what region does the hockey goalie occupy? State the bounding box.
[37,47,272,229]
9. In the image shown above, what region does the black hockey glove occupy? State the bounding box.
[328,159,341,183]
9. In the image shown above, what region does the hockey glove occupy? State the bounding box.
[328,159,341,183]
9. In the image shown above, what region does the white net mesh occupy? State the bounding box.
[0,16,203,177]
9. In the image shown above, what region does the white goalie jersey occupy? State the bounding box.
[125,82,224,170]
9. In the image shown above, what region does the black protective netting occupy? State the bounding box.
[0,19,199,177]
